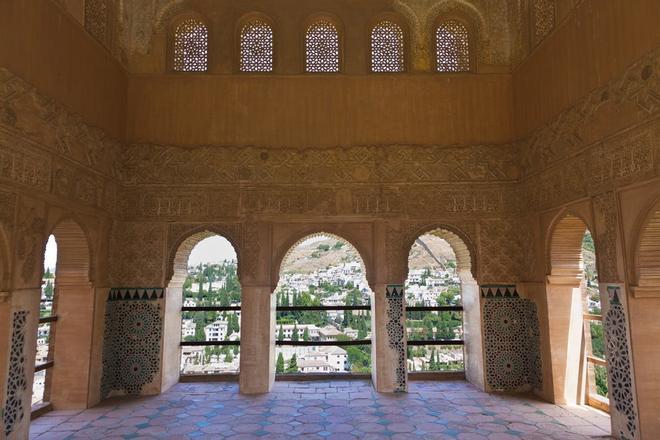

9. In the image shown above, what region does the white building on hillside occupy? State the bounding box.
[181,319,196,338]
[204,319,228,341]
[319,325,341,341]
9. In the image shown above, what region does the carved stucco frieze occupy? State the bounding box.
[521,47,660,175]
[115,184,521,221]
[593,191,621,283]
[0,189,17,230]
[120,143,519,186]
[15,200,46,287]
[109,222,166,287]
[0,67,122,180]
[0,137,51,192]
[479,218,524,283]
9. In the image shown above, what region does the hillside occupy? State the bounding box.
[281,234,456,274]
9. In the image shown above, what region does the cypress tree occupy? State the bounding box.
[276,352,285,373]
[287,354,299,373]
[292,324,299,341]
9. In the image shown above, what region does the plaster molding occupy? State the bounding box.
[630,285,660,298]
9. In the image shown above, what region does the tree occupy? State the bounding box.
[44,268,54,279]
[224,351,233,363]
[292,324,299,341]
[303,327,310,341]
[429,348,437,370]
[278,324,285,340]
[287,354,299,373]
[276,353,285,374]
[44,280,54,299]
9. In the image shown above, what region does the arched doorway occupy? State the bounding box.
[547,214,610,413]
[273,233,373,378]
[404,228,482,388]
[631,201,660,435]
[164,232,241,387]
[34,219,93,411]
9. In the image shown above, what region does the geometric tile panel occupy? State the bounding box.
[605,286,638,439]
[386,284,406,392]
[101,289,163,399]
[4,310,28,437]
[482,287,542,392]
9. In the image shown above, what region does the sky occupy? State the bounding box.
[43,234,238,272]
[188,236,237,266]
[44,235,57,272]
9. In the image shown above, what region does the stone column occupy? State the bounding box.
[239,285,276,394]
[48,281,95,409]
[86,287,110,407]
[3,288,40,440]
[542,275,584,405]
[372,284,406,393]
[461,276,485,390]
[161,284,183,393]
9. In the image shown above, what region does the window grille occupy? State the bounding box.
[435,20,470,72]
[240,19,274,72]
[371,20,405,73]
[305,20,340,73]
[174,19,209,72]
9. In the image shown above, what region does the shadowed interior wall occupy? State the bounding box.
[125,74,513,147]
[513,0,660,137]
[0,0,127,138]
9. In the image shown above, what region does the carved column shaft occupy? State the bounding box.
[239,285,276,394]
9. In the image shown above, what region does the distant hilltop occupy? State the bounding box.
[281,235,457,274]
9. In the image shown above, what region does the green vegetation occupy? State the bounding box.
[287,354,299,373]
[181,261,242,344]
[595,365,608,397]
[276,353,285,373]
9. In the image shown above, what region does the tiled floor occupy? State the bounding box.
[30,380,611,439]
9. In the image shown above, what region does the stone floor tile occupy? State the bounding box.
[29,380,611,439]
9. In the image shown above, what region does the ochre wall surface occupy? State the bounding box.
[126,74,513,147]
[514,0,660,136]
[0,0,127,138]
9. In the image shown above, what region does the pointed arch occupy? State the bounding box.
[48,219,91,285]
[277,231,369,285]
[635,199,660,288]
[167,226,243,288]
[548,213,593,278]
[404,225,477,282]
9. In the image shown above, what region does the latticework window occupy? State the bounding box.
[533,0,555,44]
[173,19,208,72]
[305,20,340,73]
[371,21,405,73]
[240,19,274,72]
[435,20,470,72]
